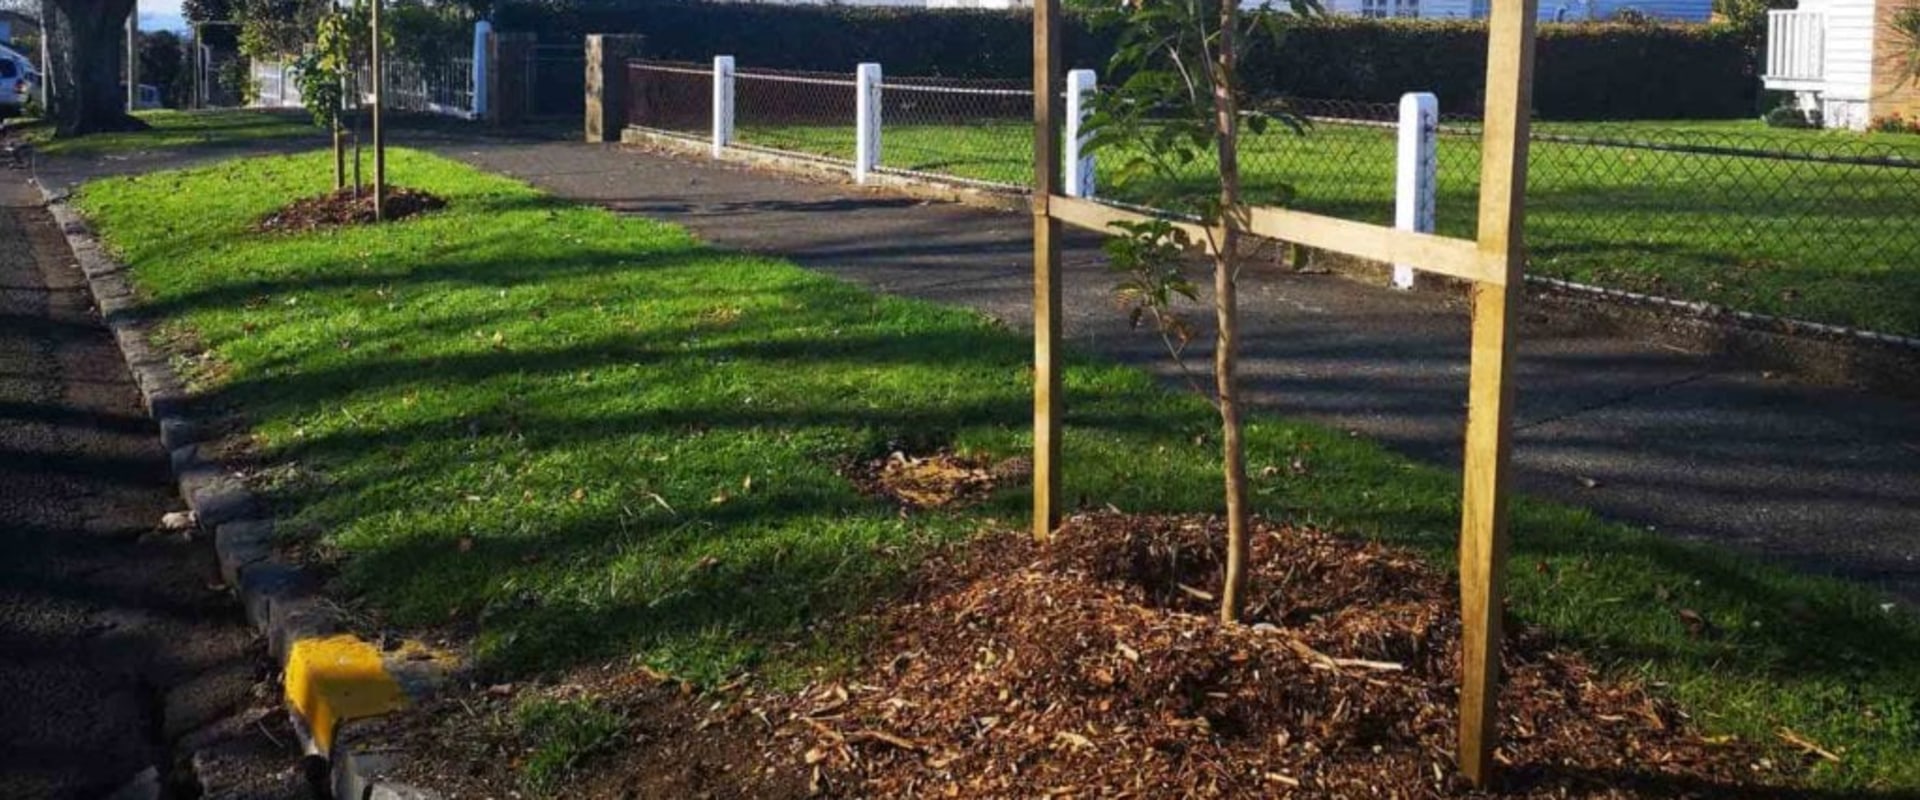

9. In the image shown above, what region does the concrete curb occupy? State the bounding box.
[38,183,450,800]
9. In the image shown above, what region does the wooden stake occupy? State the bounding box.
[1458,0,1538,787]
[1030,0,1063,543]
[370,0,386,221]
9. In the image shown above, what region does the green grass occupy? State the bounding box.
[75,148,1920,791]
[746,117,1920,337]
[18,109,319,157]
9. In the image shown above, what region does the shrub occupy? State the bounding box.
[1869,113,1920,135]
[494,0,1758,120]
[1764,102,1820,129]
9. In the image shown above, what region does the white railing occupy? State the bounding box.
[1765,10,1824,83]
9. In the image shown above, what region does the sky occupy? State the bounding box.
[139,0,189,32]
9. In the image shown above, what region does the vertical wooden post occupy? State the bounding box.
[1030,0,1063,543]
[370,0,386,221]
[1457,0,1537,787]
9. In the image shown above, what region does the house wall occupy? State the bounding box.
[1871,0,1920,120]
[1539,0,1712,22]
[1318,0,1478,18]
[1823,0,1879,108]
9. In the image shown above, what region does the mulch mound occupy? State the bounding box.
[383,513,1794,798]
[255,187,447,233]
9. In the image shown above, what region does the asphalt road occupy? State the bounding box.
[0,167,260,798]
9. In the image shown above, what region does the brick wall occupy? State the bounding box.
[1872,0,1920,121]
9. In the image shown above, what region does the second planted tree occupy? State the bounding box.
[1081,0,1308,623]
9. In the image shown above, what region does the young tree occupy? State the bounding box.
[1080,0,1311,623]
[41,0,147,135]
[294,2,368,191]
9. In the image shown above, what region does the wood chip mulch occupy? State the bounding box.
[255,186,447,233]
[382,513,1800,798]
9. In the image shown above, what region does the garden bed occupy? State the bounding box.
[382,513,1783,797]
[256,186,447,232]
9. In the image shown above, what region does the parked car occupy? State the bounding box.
[0,45,35,84]
[0,57,31,119]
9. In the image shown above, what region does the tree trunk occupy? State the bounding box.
[1212,0,1250,625]
[45,0,146,137]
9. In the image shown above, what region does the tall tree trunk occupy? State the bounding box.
[1212,0,1249,624]
[45,0,146,136]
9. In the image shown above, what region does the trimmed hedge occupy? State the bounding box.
[497,1,1759,120]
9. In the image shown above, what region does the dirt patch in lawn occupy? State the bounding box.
[842,448,1030,510]
[381,513,1795,798]
[255,187,446,233]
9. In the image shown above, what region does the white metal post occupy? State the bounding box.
[713,55,736,158]
[855,62,882,184]
[1394,92,1439,290]
[472,20,492,119]
[1064,69,1097,199]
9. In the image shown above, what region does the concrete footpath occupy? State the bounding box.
[427,139,1920,606]
[0,167,295,796]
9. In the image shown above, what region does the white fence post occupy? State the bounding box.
[471,20,492,119]
[713,55,736,158]
[855,62,882,184]
[1065,69,1097,199]
[1394,92,1439,290]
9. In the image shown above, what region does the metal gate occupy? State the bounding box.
[524,43,584,118]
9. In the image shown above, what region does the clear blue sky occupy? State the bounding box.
[139,0,188,31]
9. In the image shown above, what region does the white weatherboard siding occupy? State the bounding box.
[1820,0,1875,102]
[1319,0,1475,17]
[1323,0,1701,17]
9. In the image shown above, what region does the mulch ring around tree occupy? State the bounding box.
[381,513,1800,798]
[255,186,447,233]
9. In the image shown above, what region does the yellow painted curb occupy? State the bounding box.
[285,634,409,754]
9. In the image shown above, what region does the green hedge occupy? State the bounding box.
[498,1,1759,120]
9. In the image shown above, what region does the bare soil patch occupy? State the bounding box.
[382,514,1795,798]
[255,187,446,233]
[842,449,1030,509]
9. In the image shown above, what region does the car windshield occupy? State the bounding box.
[0,62,18,80]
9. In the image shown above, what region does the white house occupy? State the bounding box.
[777,0,1713,18]
[1314,0,1710,20]
[1764,0,1920,128]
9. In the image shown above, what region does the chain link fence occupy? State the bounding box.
[627,60,712,139]
[614,58,1920,335]
[733,66,860,164]
[1103,96,1920,334]
[875,76,1033,189]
